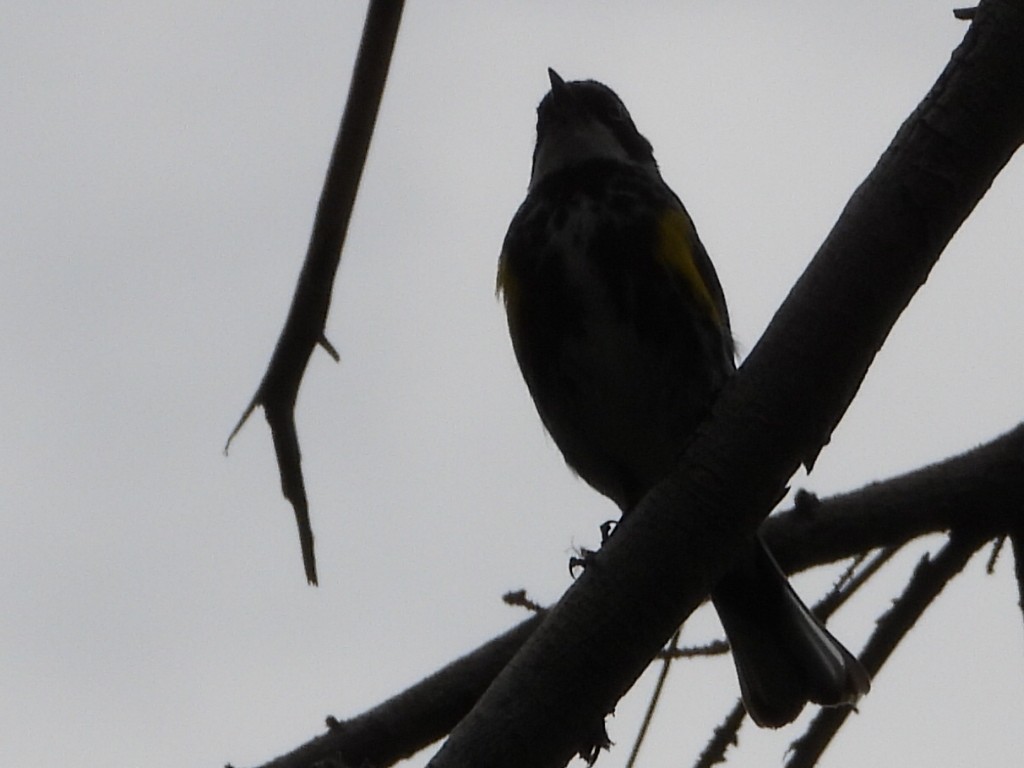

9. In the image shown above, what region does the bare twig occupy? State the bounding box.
[814,546,901,621]
[661,639,730,659]
[625,628,682,768]
[693,701,746,768]
[502,590,546,614]
[1010,529,1024,631]
[986,535,1006,574]
[225,0,406,584]
[831,550,869,593]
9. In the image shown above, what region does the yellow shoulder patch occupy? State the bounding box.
[656,209,721,327]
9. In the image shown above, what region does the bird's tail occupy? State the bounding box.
[711,538,870,728]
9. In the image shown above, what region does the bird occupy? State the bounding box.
[496,68,870,728]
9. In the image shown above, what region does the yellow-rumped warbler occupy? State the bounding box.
[497,69,869,728]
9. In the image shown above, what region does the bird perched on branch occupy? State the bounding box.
[497,69,870,727]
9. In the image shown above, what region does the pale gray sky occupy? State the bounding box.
[2,3,1022,767]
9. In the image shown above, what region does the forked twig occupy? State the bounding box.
[225,0,406,584]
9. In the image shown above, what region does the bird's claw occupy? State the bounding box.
[599,519,617,543]
[569,548,599,577]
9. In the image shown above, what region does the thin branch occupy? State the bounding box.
[625,628,682,768]
[225,0,406,585]
[693,701,746,768]
[813,546,900,621]
[985,535,1006,574]
[662,639,730,659]
[831,550,869,594]
[502,589,547,614]
[785,532,987,768]
[1011,528,1024,632]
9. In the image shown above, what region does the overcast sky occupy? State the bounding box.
[3,3,1023,767]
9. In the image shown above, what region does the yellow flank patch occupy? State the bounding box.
[656,209,720,326]
[496,253,518,308]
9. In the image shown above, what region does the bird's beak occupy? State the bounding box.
[548,68,568,98]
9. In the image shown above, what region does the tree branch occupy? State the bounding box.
[693,701,746,768]
[624,628,682,768]
[225,0,405,585]
[764,422,1024,573]
[427,2,1024,764]
[246,615,543,768]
